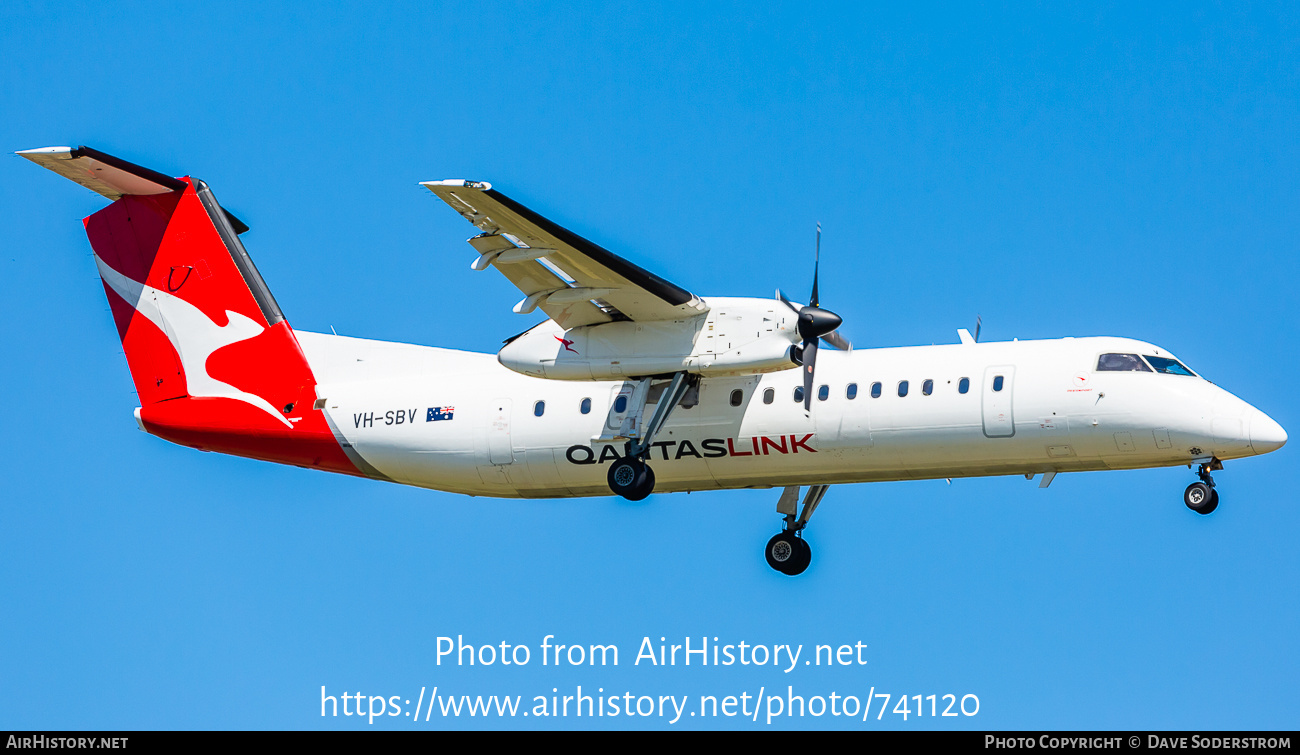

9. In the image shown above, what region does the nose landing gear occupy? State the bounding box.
[766,485,829,575]
[1184,460,1221,515]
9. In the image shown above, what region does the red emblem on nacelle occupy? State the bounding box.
[555,335,579,354]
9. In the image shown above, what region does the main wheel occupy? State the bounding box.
[765,532,804,574]
[1184,482,1215,513]
[785,537,812,576]
[608,456,654,501]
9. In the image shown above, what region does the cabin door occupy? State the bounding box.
[488,398,514,464]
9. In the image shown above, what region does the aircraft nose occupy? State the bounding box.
[1249,409,1288,455]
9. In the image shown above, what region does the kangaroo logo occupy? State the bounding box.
[95,255,293,428]
[554,335,579,354]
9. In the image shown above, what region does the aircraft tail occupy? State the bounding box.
[21,146,363,475]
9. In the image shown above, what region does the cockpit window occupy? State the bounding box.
[1096,353,1152,372]
[1144,356,1195,376]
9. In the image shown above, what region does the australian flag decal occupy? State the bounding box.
[427,406,455,422]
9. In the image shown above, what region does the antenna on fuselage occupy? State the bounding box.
[974,315,982,343]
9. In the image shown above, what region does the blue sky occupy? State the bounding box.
[1,1,1296,730]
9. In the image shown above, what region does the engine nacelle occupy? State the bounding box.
[498,297,801,380]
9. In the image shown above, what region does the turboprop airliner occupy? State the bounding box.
[21,145,1287,575]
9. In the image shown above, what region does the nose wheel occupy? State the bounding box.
[1183,482,1218,514]
[1184,460,1221,515]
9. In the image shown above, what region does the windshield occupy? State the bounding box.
[1096,353,1152,372]
[1144,355,1196,376]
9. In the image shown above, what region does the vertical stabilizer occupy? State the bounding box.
[24,146,363,476]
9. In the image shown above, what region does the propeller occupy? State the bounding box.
[778,224,851,412]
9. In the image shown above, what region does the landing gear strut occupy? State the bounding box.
[766,485,828,576]
[1184,460,1221,515]
[606,372,692,501]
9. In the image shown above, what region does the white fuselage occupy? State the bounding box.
[297,332,1284,498]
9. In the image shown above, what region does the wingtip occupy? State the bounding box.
[420,179,492,190]
[16,146,72,159]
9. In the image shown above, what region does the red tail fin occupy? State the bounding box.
[78,173,361,475]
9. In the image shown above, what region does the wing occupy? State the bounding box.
[423,180,708,327]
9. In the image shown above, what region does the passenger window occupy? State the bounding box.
[898,380,909,397]
[1097,353,1152,372]
[817,385,829,401]
[730,389,743,407]
[793,386,804,403]
[923,379,933,396]
[846,383,858,400]
[763,388,774,404]
[534,400,546,417]
[959,377,970,394]
[993,376,1004,392]
[870,382,882,398]
[614,396,628,413]
[580,398,591,415]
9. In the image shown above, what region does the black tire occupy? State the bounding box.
[785,537,812,576]
[1197,488,1220,515]
[608,456,654,501]
[765,532,799,573]
[1184,482,1214,513]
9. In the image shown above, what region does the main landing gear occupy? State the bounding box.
[766,485,829,576]
[607,456,655,501]
[606,372,692,501]
[1184,459,1222,515]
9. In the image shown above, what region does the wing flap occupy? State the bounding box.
[466,233,612,327]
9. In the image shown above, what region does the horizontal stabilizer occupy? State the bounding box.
[18,145,187,200]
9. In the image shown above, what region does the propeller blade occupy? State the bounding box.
[777,289,800,314]
[802,337,819,413]
[809,223,821,308]
[822,330,851,351]
[784,224,847,373]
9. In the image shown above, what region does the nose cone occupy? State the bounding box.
[1250,410,1288,455]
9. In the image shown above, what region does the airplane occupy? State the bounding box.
[20,145,1287,576]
